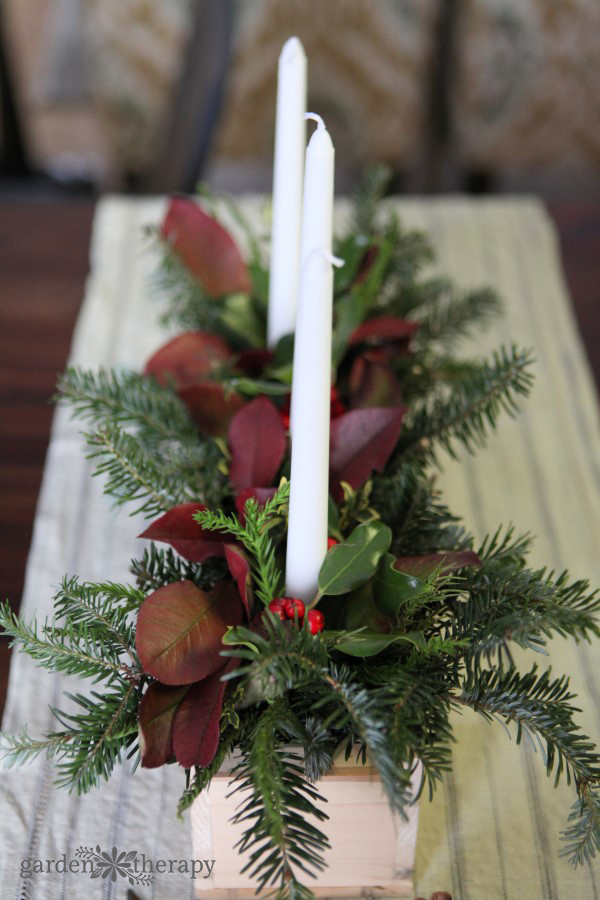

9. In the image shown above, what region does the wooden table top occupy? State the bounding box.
[0,197,598,721]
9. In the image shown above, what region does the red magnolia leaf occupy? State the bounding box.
[234,487,277,521]
[224,544,253,618]
[348,352,403,409]
[395,551,482,578]
[144,331,232,389]
[161,197,251,297]
[138,503,227,562]
[349,316,418,347]
[228,396,286,491]
[178,382,244,436]
[139,682,189,768]
[329,407,406,503]
[172,660,238,767]
[136,580,243,685]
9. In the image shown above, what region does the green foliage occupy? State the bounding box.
[195,481,290,606]
[57,367,198,445]
[0,176,598,893]
[396,345,535,463]
[230,702,330,896]
[0,579,143,793]
[317,521,391,598]
[130,543,227,593]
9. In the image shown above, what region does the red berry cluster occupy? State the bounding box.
[268,597,325,635]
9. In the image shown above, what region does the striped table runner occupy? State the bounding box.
[0,196,598,900]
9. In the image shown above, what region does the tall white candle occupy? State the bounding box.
[289,114,335,440]
[267,37,307,348]
[285,251,342,603]
[299,114,335,265]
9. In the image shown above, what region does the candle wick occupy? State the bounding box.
[305,248,345,268]
[305,112,326,131]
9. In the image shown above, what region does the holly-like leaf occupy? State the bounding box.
[329,407,405,502]
[224,544,253,618]
[234,487,277,521]
[136,580,243,685]
[228,396,286,491]
[348,315,418,346]
[373,553,432,618]
[317,521,392,597]
[335,629,426,658]
[138,503,227,562]
[178,382,244,436]
[172,664,234,767]
[144,331,232,389]
[138,682,189,768]
[394,551,482,578]
[161,197,251,297]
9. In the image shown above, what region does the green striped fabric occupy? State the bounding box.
[393,198,600,900]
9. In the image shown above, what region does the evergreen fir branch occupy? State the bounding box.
[84,423,191,516]
[56,367,198,447]
[0,602,126,683]
[455,563,600,664]
[396,345,535,462]
[561,785,600,867]
[412,284,502,348]
[457,666,600,866]
[229,701,329,896]
[476,524,533,567]
[195,481,290,606]
[456,666,600,787]
[51,684,139,793]
[352,164,393,235]
[153,244,222,334]
[130,544,227,594]
[53,576,140,660]
[371,460,471,555]
[0,726,73,767]
[1,683,139,794]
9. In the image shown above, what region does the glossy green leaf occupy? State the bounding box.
[335,629,427,658]
[373,554,432,617]
[317,521,392,597]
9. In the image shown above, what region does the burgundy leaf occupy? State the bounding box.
[329,407,405,503]
[139,682,189,768]
[136,580,243,685]
[234,487,277,521]
[172,659,239,767]
[144,331,232,389]
[178,382,244,436]
[349,316,418,347]
[228,396,286,491]
[236,348,274,377]
[224,544,253,618]
[348,351,403,409]
[161,197,251,297]
[394,551,482,578]
[138,503,227,562]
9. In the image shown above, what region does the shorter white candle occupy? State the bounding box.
[267,37,307,348]
[285,249,343,603]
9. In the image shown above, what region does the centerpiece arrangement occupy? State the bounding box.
[2,37,600,899]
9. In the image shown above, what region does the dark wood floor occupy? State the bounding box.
[0,199,598,722]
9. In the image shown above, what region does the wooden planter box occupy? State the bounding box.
[191,753,420,898]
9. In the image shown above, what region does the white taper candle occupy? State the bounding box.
[267,37,307,348]
[285,249,343,602]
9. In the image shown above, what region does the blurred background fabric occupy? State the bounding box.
[2,0,599,196]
